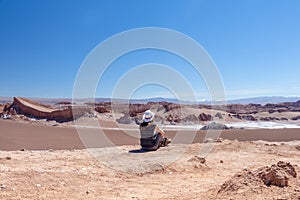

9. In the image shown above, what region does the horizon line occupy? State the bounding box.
[1,95,300,102]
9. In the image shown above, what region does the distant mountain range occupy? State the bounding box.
[130,96,300,105]
[1,96,300,105]
[224,96,300,105]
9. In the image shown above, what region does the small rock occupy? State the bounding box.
[188,156,206,164]
[277,161,297,178]
[194,164,201,169]
[5,156,11,160]
[220,160,224,163]
[19,149,26,151]
[12,188,16,191]
[265,143,277,146]
[86,190,90,194]
[204,137,223,143]
[293,192,298,196]
[36,184,41,187]
[204,138,215,143]
[169,172,173,175]
[295,145,300,151]
[0,184,6,189]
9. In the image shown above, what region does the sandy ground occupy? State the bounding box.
[0,119,300,199]
[0,140,300,200]
[1,119,300,151]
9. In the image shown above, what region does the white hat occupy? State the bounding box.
[142,110,154,122]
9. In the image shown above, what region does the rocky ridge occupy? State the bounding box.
[2,97,300,125]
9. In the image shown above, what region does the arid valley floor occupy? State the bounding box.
[0,98,300,199]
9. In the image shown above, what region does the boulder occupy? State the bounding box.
[198,113,212,121]
[116,114,135,124]
[165,114,181,123]
[181,114,199,123]
[95,106,110,113]
[200,122,230,130]
[214,112,223,119]
[259,167,289,187]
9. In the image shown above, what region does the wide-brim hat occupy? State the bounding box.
[142,110,154,122]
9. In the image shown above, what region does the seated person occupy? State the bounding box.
[139,110,171,151]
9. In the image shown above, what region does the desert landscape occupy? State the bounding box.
[3,96,300,127]
[0,97,300,199]
[1,1,300,199]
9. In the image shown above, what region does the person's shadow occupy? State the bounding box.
[128,149,150,153]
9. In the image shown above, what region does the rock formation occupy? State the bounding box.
[116,114,135,124]
[259,117,280,121]
[5,97,90,122]
[5,97,300,125]
[162,102,181,112]
[181,114,199,124]
[232,114,257,121]
[129,103,150,117]
[165,114,181,123]
[212,100,300,114]
[198,113,212,121]
[291,115,300,120]
[214,112,223,119]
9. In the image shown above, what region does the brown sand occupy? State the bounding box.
[1,119,300,150]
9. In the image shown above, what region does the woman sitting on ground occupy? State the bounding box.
[139,110,171,151]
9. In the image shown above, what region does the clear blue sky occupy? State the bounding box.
[0,0,300,100]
